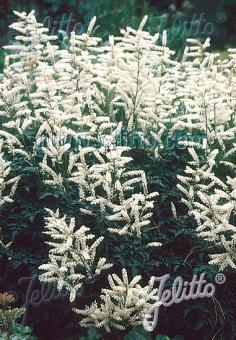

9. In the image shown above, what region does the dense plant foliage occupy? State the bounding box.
[0,10,236,339]
[0,292,35,340]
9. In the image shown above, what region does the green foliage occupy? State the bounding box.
[0,50,4,73]
[0,323,36,340]
[80,328,103,340]
[124,327,184,340]
[0,292,36,339]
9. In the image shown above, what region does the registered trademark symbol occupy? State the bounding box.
[215,273,226,285]
[215,12,227,24]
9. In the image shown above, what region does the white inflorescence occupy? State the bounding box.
[74,268,159,332]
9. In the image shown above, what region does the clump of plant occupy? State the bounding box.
[0,292,35,340]
[0,10,235,339]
